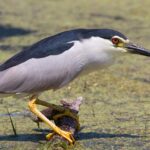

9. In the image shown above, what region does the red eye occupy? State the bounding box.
[112,38,120,45]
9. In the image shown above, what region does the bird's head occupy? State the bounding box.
[97,29,150,57]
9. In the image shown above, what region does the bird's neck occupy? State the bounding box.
[80,38,114,73]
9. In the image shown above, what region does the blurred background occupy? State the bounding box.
[0,0,150,149]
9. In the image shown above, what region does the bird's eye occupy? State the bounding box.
[111,38,120,45]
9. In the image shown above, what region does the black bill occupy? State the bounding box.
[125,42,150,56]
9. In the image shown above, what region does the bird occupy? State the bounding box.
[0,28,150,144]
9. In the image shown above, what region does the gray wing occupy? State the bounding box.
[0,32,76,93]
[0,44,84,94]
[0,44,75,93]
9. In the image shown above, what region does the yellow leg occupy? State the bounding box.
[34,97,80,130]
[28,96,75,144]
[35,98,64,112]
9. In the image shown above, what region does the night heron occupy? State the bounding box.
[0,29,150,144]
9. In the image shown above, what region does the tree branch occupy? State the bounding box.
[30,97,83,145]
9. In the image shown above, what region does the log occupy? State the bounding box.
[30,97,83,145]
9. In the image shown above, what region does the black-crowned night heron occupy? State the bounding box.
[0,29,150,144]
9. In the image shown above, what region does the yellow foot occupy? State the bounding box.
[46,130,75,144]
[46,132,56,140]
[28,96,76,144]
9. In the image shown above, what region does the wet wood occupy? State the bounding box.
[30,97,83,144]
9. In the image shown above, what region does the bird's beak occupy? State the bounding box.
[125,42,150,56]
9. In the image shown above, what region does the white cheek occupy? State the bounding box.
[116,47,127,53]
